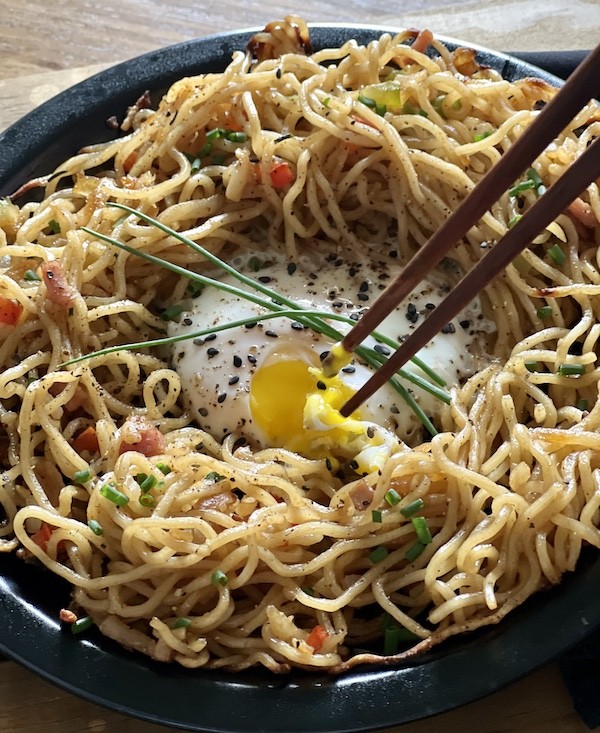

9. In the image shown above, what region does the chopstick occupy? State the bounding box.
[339,43,600,417]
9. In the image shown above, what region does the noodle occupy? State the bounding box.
[1,17,599,672]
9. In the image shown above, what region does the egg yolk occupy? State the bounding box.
[249,354,399,474]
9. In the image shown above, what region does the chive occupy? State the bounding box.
[138,474,158,493]
[371,509,383,523]
[205,471,226,482]
[187,279,204,297]
[405,541,426,562]
[160,304,184,321]
[206,127,226,141]
[71,616,94,635]
[383,625,401,655]
[558,363,585,376]
[548,244,566,265]
[73,469,91,484]
[211,569,228,586]
[211,154,227,165]
[24,269,41,281]
[537,305,553,319]
[358,94,377,109]
[509,179,536,197]
[375,102,387,116]
[225,131,247,143]
[524,361,539,373]
[139,493,156,508]
[369,545,389,563]
[198,141,213,157]
[451,98,462,110]
[473,131,492,142]
[48,219,61,234]
[323,96,331,107]
[99,482,129,506]
[302,585,315,596]
[400,498,425,517]
[172,617,192,629]
[577,398,589,411]
[411,516,432,544]
[87,519,103,536]
[527,167,546,194]
[384,488,401,506]
[156,463,171,475]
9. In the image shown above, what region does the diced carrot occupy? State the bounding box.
[31,522,54,551]
[73,426,100,454]
[0,295,23,326]
[269,160,295,188]
[306,624,329,652]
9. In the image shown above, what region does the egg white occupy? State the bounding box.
[169,245,490,454]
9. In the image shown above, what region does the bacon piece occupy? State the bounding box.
[568,197,598,228]
[0,295,23,325]
[59,608,78,624]
[41,260,76,308]
[411,29,433,54]
[118,416,165,457]
[350,479,375,510]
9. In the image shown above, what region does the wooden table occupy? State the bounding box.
[0,1,598,731]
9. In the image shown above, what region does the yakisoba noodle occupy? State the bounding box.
[1,17,599,672]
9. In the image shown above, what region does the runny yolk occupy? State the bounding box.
[249,358,317,447]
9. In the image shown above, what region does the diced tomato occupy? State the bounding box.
[269,160,295,188]
[31,522,54,551]
[0,295,23,326]
[73,426,100,454]
[306,624,329,652]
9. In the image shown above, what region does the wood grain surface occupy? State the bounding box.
[0,1,598,731]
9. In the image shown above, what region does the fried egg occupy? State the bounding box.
[170,245,490,471]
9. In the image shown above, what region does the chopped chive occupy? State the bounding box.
[211,569,228,586]
[371,509,383,523]
[577,398,589,411]
[71,616,94,635]
[369,545,389,563]
[400,498,425,518]
[509,179,536,197]
[73,469,91,484]
[186,279,204,297]
[548,244,566,265]
[138,474,158,493]
[205,471,226,482]
[302,585,315,596]
[48,219,61,234]
[211,154,227,165]
[225,131,247,143]
[87,519,103,536]
[451,98,462,110]
[99,482,129,507]
[508,214,522,228]
[384,488,401,506]
[405,541,426,562]
[189,157,201,174]
[383,625,401,655]
[160,304,184,322]
[473,131,492,142]
[527,167,546,194]
[524,360,539,372]
[358,94,377,108]
[375,102,387,116]
[172,617,192,629]
[198,141,213,157]
[248,256,262,272]
[411,516,432,544]
[323,96,331,107]
[206,127,226,141]
[537,305,553,319]
[558,363,585,376]
[139,493,156,508]
[24,269,41,281]
[156,463,171,475]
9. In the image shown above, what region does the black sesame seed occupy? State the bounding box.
[199,407,209,417]
[207,347,219,357]
[441,323,456,334]
[341,365,356,374]
[349,313,360,321]
[265,330,278,338]
[390,405,400,414]
[389,250,398,258]
[349,266,358,276]
[407,303,417,315]
[229,375,240,385]
[357,293,369,302]
[359,281,369,292]
[183,317,193,326]
[247,355,257,364]
[325,458,333,471]
[275,67,282,79]
[366,426,375,439]
[425,302,436,310]
[233,355,242,368]
[217,393,227,403]
[244,322,257,329]
[459,319,470,329]
[319,350,330,362]
[335,258,343,267]
[349,460,359,470]
[287,262,297,275]
[258,276,272,283]
[333,301,343,308]
[193,338,205,346]
[373,344,391,356]
[291,321,303,330]
[316,380,327,390]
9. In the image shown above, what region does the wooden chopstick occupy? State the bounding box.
[340,44,600,417]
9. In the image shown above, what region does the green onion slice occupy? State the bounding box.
[99,482,129,506]
[369,545,389,563]
[400,498,424,517]
[384,488,401,506]
[87,519,103,536]
[211,569,229,586]
[558,363,585,376]
[71,616,94,635]
[405,541,426,562]
[411,516,432,544]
